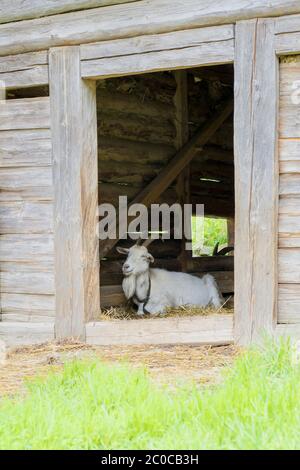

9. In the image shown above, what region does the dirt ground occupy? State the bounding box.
[0,341,239,397]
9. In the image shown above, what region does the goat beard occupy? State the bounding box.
[122,271,149,300]
[122,274,136,300]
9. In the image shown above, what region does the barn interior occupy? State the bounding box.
[97,65,235,313]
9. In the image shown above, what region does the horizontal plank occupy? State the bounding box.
[0,322,54,346]
[0,0,137,24]
[278,248,300,283]
[0,270,54,295]
[279,174,300,196]
[81,24,234,60]
[0,167,53,203]
[279,64,300,138]
[82,40,234,79]
[279,237,300,248]
[276,31,300,54]
[1,314,55,323]
[86,314,234,346]
[279,139,300,162]
[1,1,300,56]
[0,97,50,130]
[279,195,300,214]
[0,50,48,88]
[278,283,300,323]
[0,129,51,167]
[0,201,53,234]
[1,293,55,316]
[0,234,54,263]
[0,261,54,273]
[276,13,300,34]
[279,213,300,238]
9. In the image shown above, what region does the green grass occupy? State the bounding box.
[1,339,300,449]
[192,216,228,255]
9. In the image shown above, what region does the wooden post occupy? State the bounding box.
[174,71,190,271]
[234,19,279,345]
[49,46,100,340]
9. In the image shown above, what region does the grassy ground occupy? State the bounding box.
[0,339,299,450]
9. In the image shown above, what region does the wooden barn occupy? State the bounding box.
[1,0,300,347]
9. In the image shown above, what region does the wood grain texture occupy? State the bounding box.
[0,129,51,168]
[49,46,100,339]
[278,249,300,284]
[0,0,138,24]
[0,97,50,130]
[279,63,300,138]
[0,270,54,295]
[0,1,300,56]
[234,19,278,344]
[278,284,300,323]
[0,322,54,346]
[81,24,234,61]
[86,314,234,346]
[276,13,300,34]
[81,40,234,79]
[276,31,300,54]
[0,201,53,234]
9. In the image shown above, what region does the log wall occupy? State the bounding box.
[278,55,300,323]
[0,97,55,322]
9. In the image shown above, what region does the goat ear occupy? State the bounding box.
[147,253,154,263]
[116,246,129,255]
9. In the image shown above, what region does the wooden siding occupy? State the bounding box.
[0,97,55,324]
[278,56,300,323]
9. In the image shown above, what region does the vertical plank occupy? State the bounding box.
[174,71,190,271]
[49,46,99,340]
[234,19,279,344]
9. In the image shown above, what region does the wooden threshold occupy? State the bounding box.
[86,314,234,346]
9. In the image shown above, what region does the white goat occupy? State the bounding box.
[117,244,223,315]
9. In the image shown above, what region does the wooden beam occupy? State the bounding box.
[49,46,100,340]
[0,1,138,24]
[86,314,233,346]
[234,19,279,345]
[100,98,233,257]
[1,1,300,56]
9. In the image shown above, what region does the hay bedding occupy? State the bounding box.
[98,301,234,321]
[0,340,238,397]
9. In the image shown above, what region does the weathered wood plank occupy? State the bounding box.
[279,63,300,138]
[81,25,234,60]
[279,213,300,238]
[0,322,54,346]
[1,1,300,56]
[86,314,234,346]
[1,293,55,316]
[276,13,300,34]
[0,129,51,168]
[276,31,300,54]
[0,201,53,234]
[279,174,300,196]
[82,40,234,79]
[278,284,300,323]
[0,1,138,24]
[0,167,53,203]
[49,46,100,339]
[234,19,278,344]
[0,66,48,89]
[0,271,54,295]
[0,234,54,263]
[0,97,50,130]
[278,249,300,283]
